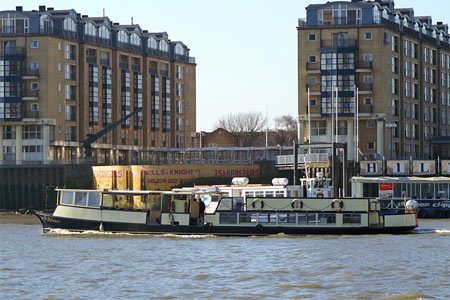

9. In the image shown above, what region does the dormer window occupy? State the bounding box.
[99,25,110,39]
[317,4,361,26]
[382,9,389,19]
[40,15,52,33]
[394,14,400,24]
[402,17,408,27]
[64,17,76,32]
[85,22,97,37]
[175,44,184,55]
[432,30,437,39]
[130,32,141,46]
[414,22,420,31]
[0,12,29,34]
[148,37,158,49]
[118,29,129,43]
[159,40,168,52]
[422,25,427,34]
[373,7,381,24]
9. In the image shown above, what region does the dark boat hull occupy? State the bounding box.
[378,199,450,218]
[35,213,417,236]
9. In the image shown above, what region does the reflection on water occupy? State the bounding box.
[0,219,449,299]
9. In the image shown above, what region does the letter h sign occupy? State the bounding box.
[366,163,377,173]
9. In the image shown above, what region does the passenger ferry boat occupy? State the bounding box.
[36,177,418,235]
[351,176,450,218]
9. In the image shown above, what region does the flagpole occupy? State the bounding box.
[308,88,311,146]
[356,87,359,163]
[331,84,334,146]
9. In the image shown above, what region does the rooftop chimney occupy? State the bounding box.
[16,6,23,12]
[82,15,88,18]
[48,7,54,11]
[113,22,119,26]
[39,5,46,12]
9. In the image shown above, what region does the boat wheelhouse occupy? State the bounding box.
[351,176,450,218]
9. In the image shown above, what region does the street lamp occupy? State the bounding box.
[386,123,397,159]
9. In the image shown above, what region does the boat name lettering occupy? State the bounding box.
[47,217,60,224]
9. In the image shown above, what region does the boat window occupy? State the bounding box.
[422,183,434,199]
[219,212,237,224]
[363,183,378,197]
[298,213,307,223]
[245,191,253,197]
[255,191,264,197]
[410,183,420,199]
[210,195,220,202]
[318,213,336,224]
[239,212,257,223]
[87,192,101,207]
[307,213,317,224]
[278,213,296,223]
[269,214,277,223]
[343,213,361,224]
[74,192,88,206]
[60,191,74,205]
[265,191,274,197]
[275,191,285,197]
[393,183,402,198]
[232,197,245,210]
[258,213,268,223]
[161,194,172,212]
[102,194,113,208]
[437,184,449,199]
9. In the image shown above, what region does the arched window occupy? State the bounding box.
[175,43,184,55]
[64,17,76,32]
[118,29,129,43]
[414,22,420,31]
[40,14,52,33]
[0,12,29,34]
[159,40,168,52]
[432,29,437,39]
[422,25,428,35]
[130,32,141,46]
[394,14,400,24]
[85,22,97,37]
[382,9,389,19]
[402,17,409,27]
[148,37,158,49]
[99,25,110,39]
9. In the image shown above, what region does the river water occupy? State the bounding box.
[0,217,449,300]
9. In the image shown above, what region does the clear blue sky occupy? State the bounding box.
[3,0,449,130]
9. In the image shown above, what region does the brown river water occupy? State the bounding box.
[0,216,449,300]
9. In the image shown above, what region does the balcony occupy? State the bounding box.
[63,30,78,40]
[174,54,189,63]
[86,55,97,64]
[85,35,98,44]
[1,47,25,56]
[23,89,39,100]
[100,57,110,66]
[359,83,373,95]
[65,132,76,142]
[66,72,76,81]
[320,39,357,49]
[98,38,112,47]
[119,61,128,70]
[356,61,372,72]
[23,108,39,119]
[306,62,320,73]
[22,69,39,79]
[131,63,141,72]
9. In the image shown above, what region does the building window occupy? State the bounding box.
[308,34,316,42]
[404,61,410,77]
[364,32,372,40]
[308,55,316,63]
[363,53,372,62]
[176,65,184,79]
[30,82,39,90]
[404,102,410,119]
[366,120,375,128]
[308,77,317,86]
[404,40,410,56]
[30,40,39,48]
[30,103,39,112]
[363,76,372,84]
[338,120,347,135]
[30,62,39,70]
[364,97,372,106]
[367,142,376,150]
[310,99,317,107]
[424,47,429,62]
[311,120,326,136]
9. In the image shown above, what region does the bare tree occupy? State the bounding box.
[215,111,267,147]
[272,114,297,146]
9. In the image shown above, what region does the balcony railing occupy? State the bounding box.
[23,109,39,119]
[160,69,168,77]
[86,55,97,64]
[98,38,112,47]
[100,57,110,66]
[306,62,320,71]
[65,132,76,141]
[1,47,25,56]
[23,89,39,98]
[23,69,39,77]
[63,30,78,40]
[66,72,76,81]
[85,35,98,44]
[119,61,128,69]
[320,39,357,48]
[359,83,373,91]
[149,67,158,74]
[357,61,372,69]
[131,64,141,72]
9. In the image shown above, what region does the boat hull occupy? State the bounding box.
[35,213,417,236]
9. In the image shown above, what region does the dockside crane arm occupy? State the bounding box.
[82,107,143,158]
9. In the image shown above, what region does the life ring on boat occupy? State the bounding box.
[331,199,344,209]
[251,198,264,209]
[291,199,303,209]
[204,223,212,232]
[256,224,264,233]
